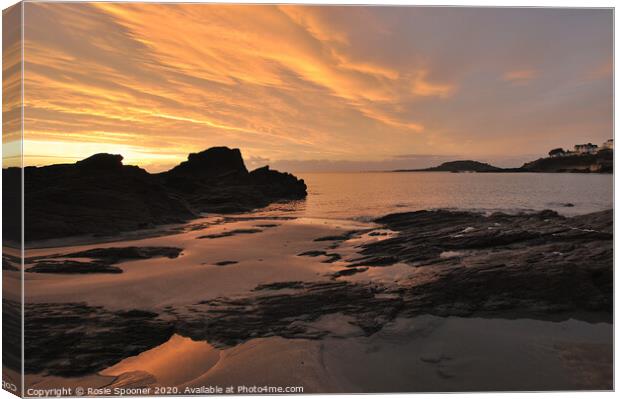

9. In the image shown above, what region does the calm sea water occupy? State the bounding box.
[259,172,613,220]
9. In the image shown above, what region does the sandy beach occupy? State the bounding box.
[3,208,612,393]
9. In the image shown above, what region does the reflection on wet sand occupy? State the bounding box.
[13,208,613,392]
[102,335,220,387]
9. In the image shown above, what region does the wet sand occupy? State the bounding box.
[22,216,373,309]
[22,316,613,392]
[5,211,613,393]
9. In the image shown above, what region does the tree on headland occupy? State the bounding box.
[548,148,565,157]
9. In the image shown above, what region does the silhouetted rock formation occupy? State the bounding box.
[161,147,306,214]
[166,147,248,178]
[75,153,124,170]
[3,147,306,242]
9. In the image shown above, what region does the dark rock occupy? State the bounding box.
[298,250,328,257]
[30,246,183,264]
[363,209,613,318]
[166,147,247,178]
[298,250,341,263]
[198,229,262,239]
[348,256,398,268]
[214,260,239,266]
[2,254,20,271]
[18,161,195,242]
[247,166,307,201]
[181,281,404,346]
[222,216,296,222]
[331,267,369,278]
[23,302,174,376]
[321,253,342,263]
[254,281,305,291]
[2,300,22,373]
[313,230,361,242]
[26,260,122,274]
[116,309,159,318]
[2,165,21,246]
[24,246,183,274]
[7,147,307,242]
[162,148,306,214]
[75,153,124,170]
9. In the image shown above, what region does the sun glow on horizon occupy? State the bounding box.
[23,139,185,172]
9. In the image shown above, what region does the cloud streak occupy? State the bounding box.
[502,69,538,85]
[21,4,612,171]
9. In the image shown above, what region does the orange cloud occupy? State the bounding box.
[21,3,443,170]
[3,3,23,168]
[587,59,612,80]
[18,4,612,170]
[412,70,456,98]
[502,69,538,84]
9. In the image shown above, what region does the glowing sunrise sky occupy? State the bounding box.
[13,3,613,171]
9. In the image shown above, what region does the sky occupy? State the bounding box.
[15,3,613,172]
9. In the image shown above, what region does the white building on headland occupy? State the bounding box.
[547,140,612,158]
[574,143,598,154]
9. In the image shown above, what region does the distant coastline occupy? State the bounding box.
[394,148,613,174]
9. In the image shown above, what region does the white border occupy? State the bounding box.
[0,2,617,399]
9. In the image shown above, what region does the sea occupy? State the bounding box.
[258,171,613,220]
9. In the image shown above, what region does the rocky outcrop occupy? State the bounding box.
[11,154,194,242]
[161,148,306,214]
[21,301,174,376]
[176,281,404,347]
[166,147,248,178]
[4,147,306,242]
[361,209,613,318]
[24,246,183,274]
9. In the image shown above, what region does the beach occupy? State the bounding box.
[4,185,613,392]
